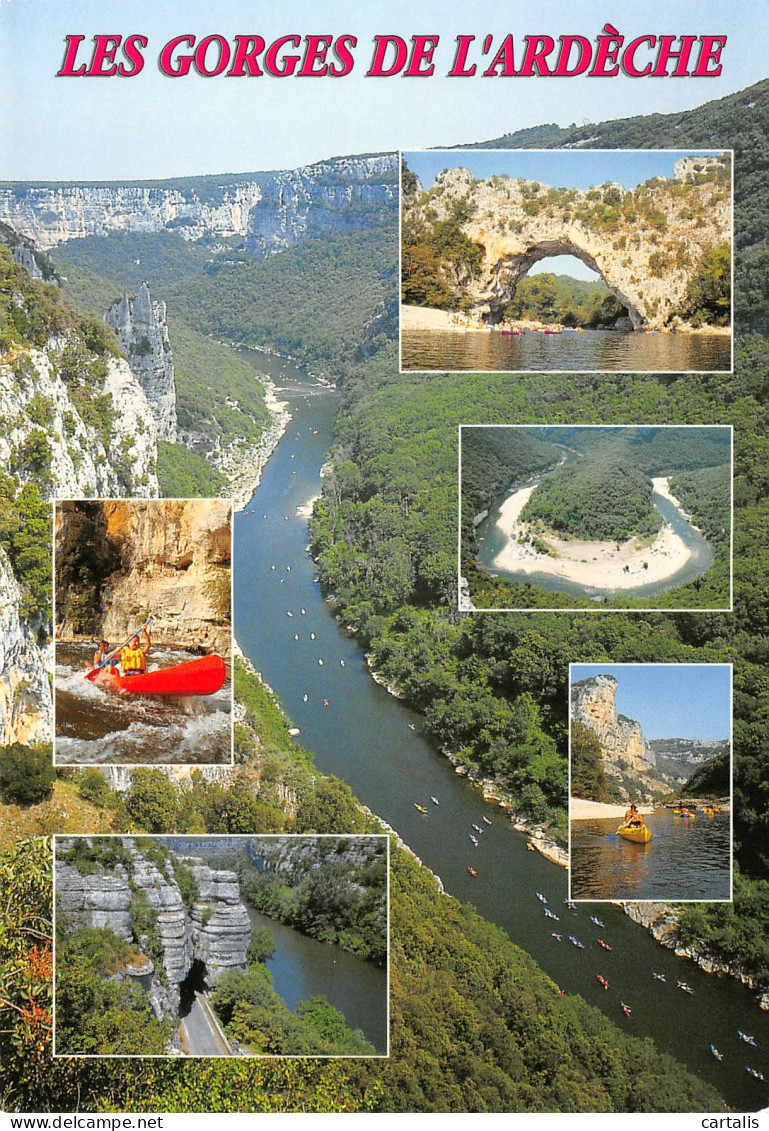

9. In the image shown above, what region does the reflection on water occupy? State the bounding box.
[570,810,731,900]
[402,326,731,372]
[54,643,232,765]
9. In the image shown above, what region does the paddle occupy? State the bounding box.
[84,617,152,681]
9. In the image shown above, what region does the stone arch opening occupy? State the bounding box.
[178,957,208,1018]
[482,239,642,329]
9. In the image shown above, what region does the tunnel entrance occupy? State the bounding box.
[179,958,208,1018]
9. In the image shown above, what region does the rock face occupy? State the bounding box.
[249,834,386,879]
[0,549,52,745]
[188,863,253,982]
[0,181,265,249]
[56,837,250,1016]
[105,284,177,441]
[0,350,158,501]
[55,499,232,656]
[244,154,398,256]
[571,674,655,779]
[405,156,731,329]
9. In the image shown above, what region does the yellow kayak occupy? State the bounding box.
[617,822,652,844]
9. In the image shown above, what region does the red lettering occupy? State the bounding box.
[448,35,477,77]
[404,35,439,77]
[120,34,147,77]
[298,34,333,76]
[367,35,408,76]
[483,35,518,77]
[90,35,122,77]
[553,35,592,77]
[159,34,196,77]
[193,34,230,77]
[651,34,697,77]
[227,36,266,77]
[264,35,302,76]
[692,35,727,77]
[621,35,656,78]
[519,35,555,77]
[57,34,88,76]
[330,34,357,77]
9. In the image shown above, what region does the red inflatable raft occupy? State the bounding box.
[89,654,226,697]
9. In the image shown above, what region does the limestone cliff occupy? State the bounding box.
[0,349,158,501]
[571,674,656,781]
[105,284,177,441]
[245,154,398,256]
[55,837,250,1016]
[55,499,232,656]
[0,181,265,249]
[0,157,398,265]
[0,249,160,741]
[0,548,51,744]
[406,155,731,329]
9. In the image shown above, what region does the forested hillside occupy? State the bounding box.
[3,76,769,1114]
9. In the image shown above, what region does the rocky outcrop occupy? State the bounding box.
[56,837,250,1016]
[0,349,158,500]
[0,181,265,249]
[188,862,253,981]
[572,674,655,780]
[244,154,398,256]
[55,499,232,656]
[406,155,730,329]
[0,550,51,745]
[249,834,386,880]
[0,157,398,264]
[622,902,768,1006]
[105,284,177,441]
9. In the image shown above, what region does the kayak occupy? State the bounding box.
[90,654,226,696]
[617,822,652,843]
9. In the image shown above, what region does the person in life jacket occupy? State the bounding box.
[119,625,151,676]
[93,639,110,667]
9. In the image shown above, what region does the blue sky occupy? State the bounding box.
[403,150,724,193]
[0,0,766,180]
[571,664,732,741]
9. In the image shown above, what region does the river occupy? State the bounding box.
[571,809,732,901]
[54,644,232,765]
[473,453,716,603]
[401,326,731,373]
[233,351,769,1110]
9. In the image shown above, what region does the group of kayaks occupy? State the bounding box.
[536,889,768,1069]
[410,798,493,878]
[708,1032,765,1080]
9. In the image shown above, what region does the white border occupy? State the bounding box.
[457,423,734,613]
[398,147,735,376]
[52,497,235,768]
[566,662,734,904]
[52,832,391,1059]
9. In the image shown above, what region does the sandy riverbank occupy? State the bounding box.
[401,304,552,333]
[490,479,694,591]
[570,798,654,821]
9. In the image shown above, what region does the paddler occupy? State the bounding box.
[93,639,110,667]
[623,803,643,827]
[119,624,152,677]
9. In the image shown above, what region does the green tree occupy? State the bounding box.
[0,743,55,805]
[125,769,178,832]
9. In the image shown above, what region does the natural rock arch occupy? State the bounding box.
[481,239,643,329]
[406,157,730,331]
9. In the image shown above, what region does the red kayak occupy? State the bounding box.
[88,655,226,697]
